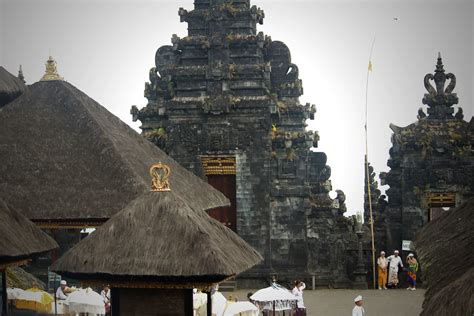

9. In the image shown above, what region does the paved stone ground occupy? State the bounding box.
[229,288,425,316]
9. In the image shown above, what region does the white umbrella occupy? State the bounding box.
[6,288,25,300]
[250,283,297,314]
[212,291,227,316]
[65,287,105,314]
[223,301,259,316]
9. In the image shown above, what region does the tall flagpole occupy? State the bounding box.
[365,35,377,289]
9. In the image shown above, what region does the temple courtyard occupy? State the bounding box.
[232,288,425,316]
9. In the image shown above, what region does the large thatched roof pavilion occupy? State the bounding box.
[0,66,25,108]
[414,199,474,316]
[0,58,228,228]
[0,199,58,315]
[52,165,263,316]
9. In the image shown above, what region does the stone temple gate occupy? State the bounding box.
[131,0,357,287]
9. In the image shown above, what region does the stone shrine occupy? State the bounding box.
[131,0,356,287]
[378,54,474,253]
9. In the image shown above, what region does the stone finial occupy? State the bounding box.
[422,53,458,119]
[18,65,25,83]
[40,56,64,81]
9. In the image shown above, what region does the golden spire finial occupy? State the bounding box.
[40,56,64,81]
[150,163,171,192]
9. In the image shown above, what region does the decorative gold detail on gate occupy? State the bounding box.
[427,193,456,208]
[150,163,171,192]
[201,156,236,175]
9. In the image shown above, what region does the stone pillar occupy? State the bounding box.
[352,230,368,289]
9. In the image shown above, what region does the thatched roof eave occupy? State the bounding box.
[0,200,58,262]
[51,192,262,282]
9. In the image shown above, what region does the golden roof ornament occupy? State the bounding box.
[150,163,171,192]
[40,56,64,81]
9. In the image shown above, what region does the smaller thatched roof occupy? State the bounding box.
[415,198,474,316]
[52,191,263,287]
[0,199,58,265]
[0,67,25,108]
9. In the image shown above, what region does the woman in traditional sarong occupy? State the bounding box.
[406,253,419,291]
[387,250,403,288]
[377,251,388,290]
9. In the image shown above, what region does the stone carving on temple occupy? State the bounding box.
[132,0,356,287]
[379,54,474,253]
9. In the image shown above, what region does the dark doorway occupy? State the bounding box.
[207,174,237,232]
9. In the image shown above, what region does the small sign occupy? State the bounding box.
[402,240,413,251]
[48,270,61,291]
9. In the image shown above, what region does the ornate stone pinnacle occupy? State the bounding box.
[421,53,458,119]
[435,52,445,73]
[18,65,25,83]
[40,56,64,81]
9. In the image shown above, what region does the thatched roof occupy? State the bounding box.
[414,198,474,316]
[0,199,58,265]
[51,191,263,286]
[0,80,228,223]
[0,67,25,108]
[5,266,46,290]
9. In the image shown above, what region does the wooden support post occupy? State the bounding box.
[207,291,212,316]
[111,288,120,316]
[184,289,193,316]
[1,270,7,316]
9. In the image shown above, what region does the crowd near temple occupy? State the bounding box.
[0,0,473,315]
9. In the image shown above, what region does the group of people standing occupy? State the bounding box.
[55,280,111,315]
[377,250,419,290]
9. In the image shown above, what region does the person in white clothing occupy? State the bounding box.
[387,250,404,288]
[101,284,111,315]
[292,280,306,316]
[55,280,69,300]
[352,295,365,316]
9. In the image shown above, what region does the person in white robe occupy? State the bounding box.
[101,285,111,315]
[387,250,404,287]
[55,280,68,300]
[352,295,365,316]
[292,280,306,316]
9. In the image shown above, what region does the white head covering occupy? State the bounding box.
[60,280,67,286]
[408,253,414,257]
[354,295,363,302]
[394,250,400,254]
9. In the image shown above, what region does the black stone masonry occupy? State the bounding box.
[132,0,357,287]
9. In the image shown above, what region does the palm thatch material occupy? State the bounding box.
[0,80,228,224]
[0,199,58,265]
[414,198,474,316]
[0,67,25,108]
[4,267,46,290]
[52,191,263,287]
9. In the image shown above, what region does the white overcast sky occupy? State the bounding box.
[1,0,473,215]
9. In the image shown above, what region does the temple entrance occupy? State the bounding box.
[201,156,237,231]
[427,193,456,221]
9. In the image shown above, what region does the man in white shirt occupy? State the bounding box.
[352,295,365,316]
[55,280,68,300]
[387,250,404,288]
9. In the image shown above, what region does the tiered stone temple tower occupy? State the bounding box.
[132,0,356,287]
[379,54,474,252]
